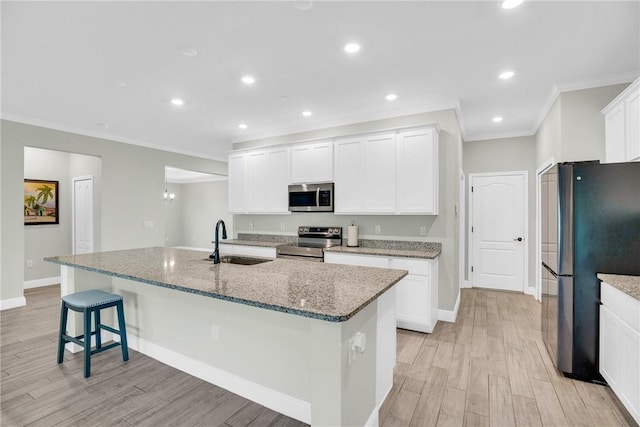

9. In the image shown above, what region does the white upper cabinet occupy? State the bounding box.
[290,141,334,183]
[334,126,439,215]
[228,152,247,213]
[396,127,439,214]
[228,147,290,214]
[603,78,640,163]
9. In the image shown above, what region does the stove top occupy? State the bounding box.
[276,226,342,261]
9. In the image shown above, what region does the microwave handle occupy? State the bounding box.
[316,187,320,207]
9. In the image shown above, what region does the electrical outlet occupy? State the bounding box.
[420,226,427,236]
[26,259,33,268]
[144,220,154,228]
[249,222,255,230]
[375,225,381,234]
[211,325,219,341]
[280,222,285,231]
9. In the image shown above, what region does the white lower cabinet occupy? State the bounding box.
[218,244,276,259]
[599,281,640,425]
[324,252,438,333]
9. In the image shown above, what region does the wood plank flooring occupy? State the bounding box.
[2,286,637,426]
[380,288,638,427]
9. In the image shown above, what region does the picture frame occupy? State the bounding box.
[24,179,59,225]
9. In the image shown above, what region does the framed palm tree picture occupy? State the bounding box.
[24,179,59,225]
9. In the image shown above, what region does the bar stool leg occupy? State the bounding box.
[94,309,102,350]
[57,302,68,364]
[83,307,92,378]
[116,300,129,361]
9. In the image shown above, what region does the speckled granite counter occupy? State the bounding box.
[324,240,441,259]
[598,273,640,301]
[45,247,407,322]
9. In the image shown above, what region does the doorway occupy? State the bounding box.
[469,172,528,292]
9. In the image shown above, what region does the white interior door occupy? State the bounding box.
[471,173,526,292]
[73,176,94,254]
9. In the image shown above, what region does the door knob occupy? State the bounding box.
[514,237,523,242]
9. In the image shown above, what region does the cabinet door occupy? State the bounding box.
[290,141,333,183]
[265,148,290,212]
[599,305,619,388]
[605,103,626,163]
[228,152,247,213]
[626,88,640,161]
[334,137,365,213]
[246,151,268,212]
[364,133,396,212]
[395,274,430,330]
[396,127,439,214]
[619,319,640,421]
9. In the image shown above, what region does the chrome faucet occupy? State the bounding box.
[210,219,227,264]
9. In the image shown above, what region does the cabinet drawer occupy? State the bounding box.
[324,252,389,268]
[390,258,430,276]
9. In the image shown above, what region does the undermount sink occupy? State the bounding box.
[217,255,272,265]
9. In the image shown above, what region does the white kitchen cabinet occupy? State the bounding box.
[334,126,438,215]
[396,127,439,214]
[603,78,640,163]
[334,132,396,214]
[289,140,333,184]
[218,243,276,258]
[324,252,439,333]
[228,152,247,213]
[599,281,640,425]
[228,147,289,214]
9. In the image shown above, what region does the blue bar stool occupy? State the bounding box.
[57,289,129,378]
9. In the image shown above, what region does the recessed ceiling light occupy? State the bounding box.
[302,111,312,117]
[182,48,198,57]
[241,75,256,85]
[116,81,128,88]
[97,122,110,129]
[502,0,524,9]
[492,116,503,123]
[171,98,184,106]
[385,93,398,101]
[344,43,360,54]
[238,123,248,129]
[499,71,515,80]
[293,1,313,10]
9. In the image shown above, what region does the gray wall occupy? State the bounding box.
[1,119,227,304]
[536,83,628,168]
[24,147,72,281]
[233,110,463,312]
[164,182,184,247]
[463,136,537,289]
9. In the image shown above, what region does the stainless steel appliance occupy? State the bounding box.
[288,183,334,212]
[541,161,640,382]
[276,226,342,262]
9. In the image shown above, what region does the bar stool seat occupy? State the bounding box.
[57,289,129,378]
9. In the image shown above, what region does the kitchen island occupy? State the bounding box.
[46,247,407,426]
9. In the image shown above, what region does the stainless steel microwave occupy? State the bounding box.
[288,183,334,212]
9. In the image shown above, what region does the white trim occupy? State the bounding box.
[459,169,466,291]
[0,297,27,311]
[125,334,311,424]
[365,403,381,427]
[468,171,529,293]
[525,286,538,298]
[72,175,94,255]
[535,158,555,302]
[461,279,471,289]
[438,290,460,323]
[24,276,61,289]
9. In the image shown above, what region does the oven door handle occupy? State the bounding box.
[316,187,320,207]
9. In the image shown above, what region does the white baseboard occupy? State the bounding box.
[525,286,538,300]
[127,334,311,425]
[0,296,27,311]
[438,290,461,323]
[461,280,471,289]
[24,276,61,289]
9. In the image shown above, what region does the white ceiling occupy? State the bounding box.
[2,1,638,161]
[165,166,227,184]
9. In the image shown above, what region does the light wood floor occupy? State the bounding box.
[379,288,637,427]
[1,286,636,427]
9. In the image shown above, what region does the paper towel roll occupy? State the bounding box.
[347,225,359,247]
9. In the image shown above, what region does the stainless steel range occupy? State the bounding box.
[276,226,342,262]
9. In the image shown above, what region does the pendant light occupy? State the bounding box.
[164,170,175,202]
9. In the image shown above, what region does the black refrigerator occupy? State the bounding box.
[541,161,640,382]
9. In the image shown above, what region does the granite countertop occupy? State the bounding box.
[598,273,640,301]
[324,240,441,260]
[45,247,407,322]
